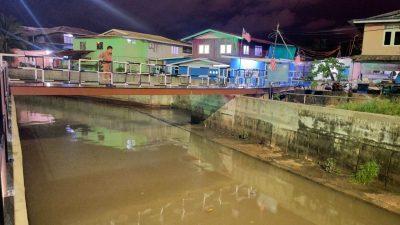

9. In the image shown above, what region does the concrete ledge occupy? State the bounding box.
[11,96,29,225]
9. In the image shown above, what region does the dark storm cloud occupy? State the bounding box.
[1,0,399,40]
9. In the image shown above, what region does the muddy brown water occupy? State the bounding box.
[15,96,400,225]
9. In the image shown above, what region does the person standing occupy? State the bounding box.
[99,46,113,86]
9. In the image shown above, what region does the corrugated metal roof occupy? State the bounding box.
[181,29,290,46]
[167,58,229,67]
[351,10,400,24]
[19,26,98,36]
[98,29,191,47]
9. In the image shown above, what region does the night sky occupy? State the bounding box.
[2,0,399,42]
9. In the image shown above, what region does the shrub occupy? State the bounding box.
[238,131,249,139]
[322,158,337,173]
[311,81,318,90]
[354,161,380,185]
[116,66,125,72]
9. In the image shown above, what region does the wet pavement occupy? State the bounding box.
[15,96,400,225]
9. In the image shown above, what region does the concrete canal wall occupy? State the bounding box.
[91,94,400,184]
[205,96,400,184]
[94,95,234,124]
[11,97,29,225]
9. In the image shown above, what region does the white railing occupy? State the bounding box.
[1,53,271,88]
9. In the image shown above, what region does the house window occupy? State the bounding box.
[63,34,73,44]
[80,42,86,50]
[183,46,192,54]
[226,45,232,54]
[149,43,158,52]
[255,46,262,56]
[395,32,400,45]
[220,45,226,54]
[220,44,232,54]
[127,38,136,44]
[243,45,249,55]
[97,42,103,50]
[384,32,392,46]
[199,44,210,54]
[171,46,179,55]
[36,36,45,43]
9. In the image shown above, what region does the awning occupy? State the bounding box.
[55,50,93,59]
[167,58,229,68]
[221,55,293,63]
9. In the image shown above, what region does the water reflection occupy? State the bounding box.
[15,96,400,225]
[18,110,55,125]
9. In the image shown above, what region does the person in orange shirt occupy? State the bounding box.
[99,46,113,85]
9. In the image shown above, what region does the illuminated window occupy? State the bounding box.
[255,46,262,56]
[63,34,73,44]
[199,45,210,54]
[171,46,179,54]
[243,45,249,55]
[80,42,86,50]
[220,45,225,54]
[127,38,136,44]
[220,44,232,54]
[97,42,103,50]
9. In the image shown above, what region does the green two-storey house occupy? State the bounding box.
[73,29,192,65]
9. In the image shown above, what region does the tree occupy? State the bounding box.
[309,57,345,82]
[0,14,25,53]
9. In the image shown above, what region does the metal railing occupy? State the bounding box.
[0,59,10,224]
[276,92,370,106]
[2,53,273,88]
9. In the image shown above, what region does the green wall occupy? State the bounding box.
[73,37,149,65]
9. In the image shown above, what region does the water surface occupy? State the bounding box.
[16,96,400,225]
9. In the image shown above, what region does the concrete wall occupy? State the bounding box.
[11,97,29,225]
[362,23,400,56]
[98,95,234,124]
[206,96,400,184]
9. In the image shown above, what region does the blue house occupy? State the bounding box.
[164,29,299,85]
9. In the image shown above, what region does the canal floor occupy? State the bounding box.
[15,96,400,225]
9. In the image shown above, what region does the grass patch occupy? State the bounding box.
[336,98,400,116]
[353,161,380,185]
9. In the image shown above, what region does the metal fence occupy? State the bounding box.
[0,60,10,223]
[2,53,279,88]
[276,92,370,106]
